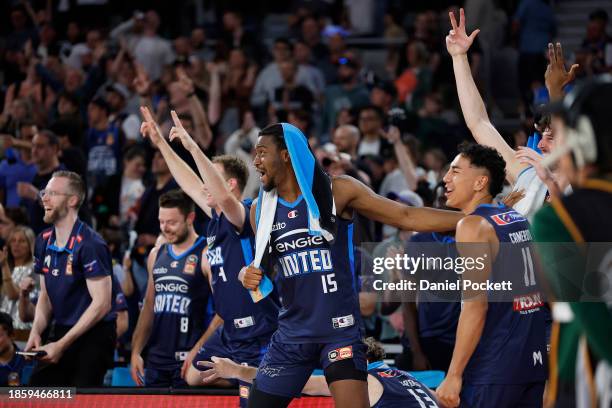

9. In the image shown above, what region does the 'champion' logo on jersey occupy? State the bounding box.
[170,261,179,268]
[288,210,298,219]
[490,211,524,226]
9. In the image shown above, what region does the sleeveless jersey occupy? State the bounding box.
[147,237,211,369]
[269,195,362,343]
[409,232,460,344]
[368,362,439,408]
[463,204,548,385]
[206,201,279,340]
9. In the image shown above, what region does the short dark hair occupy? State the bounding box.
[159,189,195,218]
[52,170,86,208]
[589,9,609,23]
[37,129,60,148]
[90,96,110,114]
[274,37,293,51]
[4,207,29,226]
[259,124,287,150]
[213,155,249,193]
[364,337,385,362]
[0,312,14,336]
[124,145,147,162]
[457,142,506,197]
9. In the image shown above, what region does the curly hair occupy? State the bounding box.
[457,142,506,197]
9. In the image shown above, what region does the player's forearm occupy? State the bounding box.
[31,293,52,336]
[131,305,154,355]
[157,140,211,215]
[193,314,223,351]
[233,365,258,383]
[402,303,424,353]
[18,295,35,323]
[446,300,487,378]
[207,71,222,125]
[452,54,490,133]
[57,295,111,349]
[189,95,213,150]
[186,142,232,205]
[393,141,418,191]
[403,207,462,232]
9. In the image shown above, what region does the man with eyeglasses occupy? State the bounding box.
[25,170,116,386]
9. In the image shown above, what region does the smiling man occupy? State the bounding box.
[435,142,548,408]
[26,171,115,386]
[240,123,463,408]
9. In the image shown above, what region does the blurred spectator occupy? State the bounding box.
[5,6,37,54]
[91,145,147,230]
[513,0,556,105]
[300,16,330,64]
[269,59,315,122]
[0,98,33,136]
[0,226,36,330]
[357,106,390,157]
[219,10,262,61]
[320,55,370,140]
[50,119,87,176]
[106,83,141,143]
[294,40,326,97]
[86,97,124,194]
[395,41,433,112]
[224,111,260,198]
[251,38,319,113]
[370,80,398,114]
[0,208,29,249]
[130,151,177,298]
[579,9,612,75]
[0,122,37,208]
[18,130,65,234]
[64,29,103,70]
[333,124,360,159]
[0,312,29,386]
[191,28,215,62]
[111,10,175,80]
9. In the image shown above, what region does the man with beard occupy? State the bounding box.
[130,190,213,388]
[25,171,115,386]
[240,123,462,408]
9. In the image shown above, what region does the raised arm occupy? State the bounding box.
[544,42,579,102]
[140,106,212,218]
[169,111,245,230]
[447,8,525,183]
[385,126,418,191]
[175,67,213,150]
[334,175,462,232]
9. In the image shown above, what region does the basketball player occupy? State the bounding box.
[435,142,548,407]
[140,108,279,406]
[200,337,441,408]
[446,8,577,217]
[240,124,463,407]
[130,190,213,387]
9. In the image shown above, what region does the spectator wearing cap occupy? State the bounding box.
[86,97,125,196]
[300,16,330,65]
[320,55,370,141]
[17,130,66,234]
[0,312,30,386]
[106,83,141,144]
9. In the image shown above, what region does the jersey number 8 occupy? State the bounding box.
[180,317,189,333]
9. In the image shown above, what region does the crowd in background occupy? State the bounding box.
[0,0,611,386]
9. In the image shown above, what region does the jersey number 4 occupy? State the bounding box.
[321,273,337,293]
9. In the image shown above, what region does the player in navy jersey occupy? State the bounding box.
[130,190,213,387]
[239,124,464,408]
[140,109,279,404]
[26,171,115,386]
[435,142,548,407]
[197,337,441,408]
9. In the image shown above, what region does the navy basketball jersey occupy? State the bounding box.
[368,362,439,408]
[147,237,211,369]
[269,195,362,343]
[409,233,460,344]
[206,201,279,340]
[463,204,548,385]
